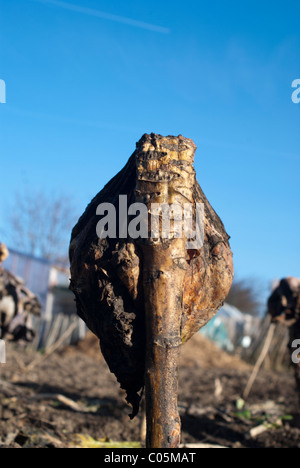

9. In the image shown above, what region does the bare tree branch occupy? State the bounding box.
[5,189,78,263]
[226,277,263,316]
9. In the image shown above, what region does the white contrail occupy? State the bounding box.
[32,0,170,34]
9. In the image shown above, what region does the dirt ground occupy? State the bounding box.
[0,332,299,448]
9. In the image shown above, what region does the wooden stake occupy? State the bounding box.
[243,323,276,400]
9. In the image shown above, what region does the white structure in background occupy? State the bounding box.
[3,248,51,310]
[46,265,70,319]
[200,303,258,352]
[2,248,86,344]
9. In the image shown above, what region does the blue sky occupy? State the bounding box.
[0,0,299,300]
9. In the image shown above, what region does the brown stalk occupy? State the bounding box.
[142,241,185,447]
